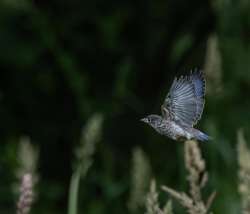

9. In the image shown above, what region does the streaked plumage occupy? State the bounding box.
[141,70,210,142]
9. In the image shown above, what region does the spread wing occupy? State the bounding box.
[161,71,205,127]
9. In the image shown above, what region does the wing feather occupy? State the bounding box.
[162,70,205,127]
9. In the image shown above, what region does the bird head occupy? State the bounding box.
[140,114,162,128]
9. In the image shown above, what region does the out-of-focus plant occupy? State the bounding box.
[162,140,216,214]
[16,173,34,214]
[204,34,222,95]
[67,113,103,214]
[145,180,173,214]
[237,129,250,213]
[14,136,39,214]
[1,0,31,10]
[128,147,151,213]
[16,136,39,182]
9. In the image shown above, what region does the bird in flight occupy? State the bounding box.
[141,70,210,142]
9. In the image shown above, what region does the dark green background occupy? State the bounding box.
[0,0,249,213]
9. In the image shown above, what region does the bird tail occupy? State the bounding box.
[192,128,210,142]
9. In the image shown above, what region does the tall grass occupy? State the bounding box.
[128,147,151,213]
[16,173,34,214]
[67,113,103,214]
[161,140,216,214]
[145,180,173,214]
[15,136,38,214]
[13,125,250,214]
[237,129,250,213]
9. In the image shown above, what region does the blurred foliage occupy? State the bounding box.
[128,147,151,213]
[68,113,103,214]
[0,0,249,213]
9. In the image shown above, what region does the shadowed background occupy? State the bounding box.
[0,0,249,213]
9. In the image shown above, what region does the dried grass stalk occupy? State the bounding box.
[68,113,103,214]
[162,200,173,214]
[75,113,103,177]
[237,129,250,214]
[16,136,39,184]
[16,173,34,214]
[129,147,151,213]
[162,140,215,214]
[146,180,173,214]
[204,34,222,94]
[15,137,38,214]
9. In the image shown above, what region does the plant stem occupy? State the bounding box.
[68,170,81,214]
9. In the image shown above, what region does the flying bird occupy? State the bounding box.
[141,70,210,142]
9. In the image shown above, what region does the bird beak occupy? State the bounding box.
[140,118,148,123]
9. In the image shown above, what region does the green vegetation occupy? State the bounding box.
[0,0,250,213]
